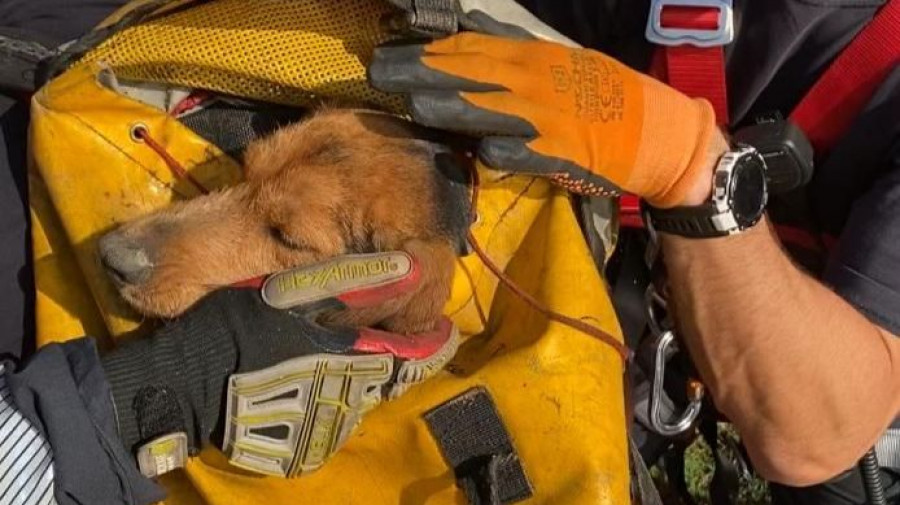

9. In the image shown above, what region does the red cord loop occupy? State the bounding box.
[133,125,210,195]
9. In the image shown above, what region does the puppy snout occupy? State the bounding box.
[98,232,154,286]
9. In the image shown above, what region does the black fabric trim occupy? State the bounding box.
[0,30,51,94]
[824,263,900,337]
[424,387,533,505]
[39,0,204,85]
[178,101,306,161]
[790,0,885,7]
[7,338,164,505]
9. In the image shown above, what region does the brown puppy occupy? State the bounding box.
[98,108,469,333]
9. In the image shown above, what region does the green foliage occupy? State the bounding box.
[651,424,770,505]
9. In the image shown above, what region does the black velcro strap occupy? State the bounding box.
[424,387,533,505]
[410,0,459,35]
[133,385,187,445]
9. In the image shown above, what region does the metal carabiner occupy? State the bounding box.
[648,329,704,437]
[644,285,705,437]
[645,283,669,336]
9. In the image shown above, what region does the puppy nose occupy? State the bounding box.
[98,232,153,286]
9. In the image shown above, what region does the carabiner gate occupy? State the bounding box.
[644,285,704,437]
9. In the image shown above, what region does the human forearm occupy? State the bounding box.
[662,217,900,485]
[366,28,900,488]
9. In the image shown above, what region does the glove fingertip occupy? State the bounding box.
[368,44,428,92]
[408,92,461,129]
[477,136,533,173]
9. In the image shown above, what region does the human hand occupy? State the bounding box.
[369,33,720,208]
[101,252,458,477]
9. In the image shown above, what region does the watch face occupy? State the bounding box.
[729,152,768,229]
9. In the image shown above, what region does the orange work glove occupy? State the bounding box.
[369,33,718,208]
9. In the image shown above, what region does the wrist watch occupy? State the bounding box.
[645,146,768,238]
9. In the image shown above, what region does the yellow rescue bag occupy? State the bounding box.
[28,1,630,503]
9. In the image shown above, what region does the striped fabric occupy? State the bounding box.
[0,364,57,505]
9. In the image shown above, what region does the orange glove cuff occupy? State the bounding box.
[629,77,718,208]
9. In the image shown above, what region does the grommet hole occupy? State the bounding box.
[130,123,148,142]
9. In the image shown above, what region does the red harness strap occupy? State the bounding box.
[656,5,731,126]
[790,0,900,156]
[654,0,900,163]
[784,0,900,250]
[622,0,899,240]
[620,1,733,228]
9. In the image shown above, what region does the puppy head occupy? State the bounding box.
[99,109,467,326]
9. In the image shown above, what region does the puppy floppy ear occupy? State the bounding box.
[243,133,289,181]
[430,148,473,256]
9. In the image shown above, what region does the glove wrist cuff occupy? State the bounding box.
[636,95,720,208]
[101,304,239,455]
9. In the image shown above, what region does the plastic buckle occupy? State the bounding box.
[645,0,734,48]
[136,432,189,478]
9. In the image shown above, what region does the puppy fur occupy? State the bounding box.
[100,108,469,333]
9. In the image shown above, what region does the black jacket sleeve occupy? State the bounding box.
[822,67,900,337]
[6,338,165,505]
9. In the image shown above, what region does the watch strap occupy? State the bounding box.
[644,202,730,238]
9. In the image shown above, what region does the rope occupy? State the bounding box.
[465,167,632,364]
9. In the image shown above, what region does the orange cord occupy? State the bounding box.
[466,167,632,364]
[134,126,210,195]
[136,123,631,364]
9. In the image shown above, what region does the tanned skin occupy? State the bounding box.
[662,131,900,485]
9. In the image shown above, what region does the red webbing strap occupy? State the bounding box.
[663,45,729,125]
[619,5,730,228]
[660,6,730,125]
[776,0,900,252]
[790,0,900,155]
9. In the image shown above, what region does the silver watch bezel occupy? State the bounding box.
[709,146,768,235]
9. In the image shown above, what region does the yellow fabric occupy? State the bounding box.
[423,33,717,208]
[183,182,629,505]
[29,168,109,346]
[82,0,405,113]
[29,1,630,503]
[31,62,242,339]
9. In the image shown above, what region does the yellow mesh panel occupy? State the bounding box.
[82,0,405,112]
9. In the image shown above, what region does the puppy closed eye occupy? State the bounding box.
[268,226,313,252]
